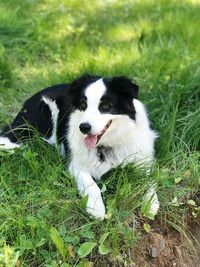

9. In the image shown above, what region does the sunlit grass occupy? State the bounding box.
[0,0,199,266]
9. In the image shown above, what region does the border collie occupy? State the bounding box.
[0,75,159,219]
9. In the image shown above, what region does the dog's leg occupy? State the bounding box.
[0,136,21,150]
[0,124,22,150]
[142,164,159,216]
[144,184,160,216]
[69,166,105,220]
[129,159,159,216]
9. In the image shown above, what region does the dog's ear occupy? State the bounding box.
[69,74,92,95]
[110,76,139,99]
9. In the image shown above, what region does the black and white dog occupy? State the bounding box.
[0,75,159,219]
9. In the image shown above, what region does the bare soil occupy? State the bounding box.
[133,217,200,267]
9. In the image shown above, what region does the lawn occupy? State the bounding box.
[0,0,199,266]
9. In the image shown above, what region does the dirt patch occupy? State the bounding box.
[134,218,200,267]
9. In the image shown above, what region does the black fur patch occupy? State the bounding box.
[97,146,113,162]
[1,83,71,144]
[102,76,139,120]
[1,75,139,152]
[70,74,100,110]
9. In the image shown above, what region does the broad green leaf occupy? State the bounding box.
[65,235,80,246]
[20,234,33,250]
[80,195,89,209]
[98,243,109,255]
[80,224,94,239]
[36,238,46,247]
[99,232,109,244]
[187,199,196,206]
[175,177,182,184]
[50,227,65,259]
[145,212,154,220]
[143,223,151,233]
[78,242,97,258]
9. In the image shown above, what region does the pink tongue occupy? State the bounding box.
[84,135,98,148]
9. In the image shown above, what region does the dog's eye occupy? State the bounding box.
[99,101,112,112]
[79,100,87,111]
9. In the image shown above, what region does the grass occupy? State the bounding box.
[0,0,199,266]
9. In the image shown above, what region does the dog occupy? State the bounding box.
[0,74,159,219]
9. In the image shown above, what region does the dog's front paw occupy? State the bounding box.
[149,193,160,216]
[86,191,105,220]
[144,185,160,217]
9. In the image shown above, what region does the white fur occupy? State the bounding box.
[81,79,115,135]
[42,96,59,145]
[1,79,159,220]
[68,167,105,219]
[145,184,160,216]
[42,96,66,156]
[68,79,159,219]
[0,137,21,149]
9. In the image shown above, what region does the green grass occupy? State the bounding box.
[0,0,199,266]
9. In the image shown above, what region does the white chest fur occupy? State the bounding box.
[68,99,157,180]
[67,99,158,220]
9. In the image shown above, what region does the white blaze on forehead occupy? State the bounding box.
[85,79,106,107]
[80,78,113,139]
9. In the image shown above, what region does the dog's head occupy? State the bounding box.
[70,74,139,148]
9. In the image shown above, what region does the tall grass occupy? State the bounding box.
[0,0,199,266]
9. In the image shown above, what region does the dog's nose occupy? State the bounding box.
[79,123,91,134]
